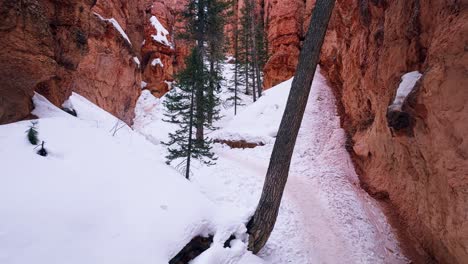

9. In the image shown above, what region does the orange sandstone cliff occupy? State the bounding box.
[261,0,467,262]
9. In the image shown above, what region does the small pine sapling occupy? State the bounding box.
[26,121,39,145]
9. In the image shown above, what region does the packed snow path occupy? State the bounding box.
[133,66,408,263]
[185,73,408,263]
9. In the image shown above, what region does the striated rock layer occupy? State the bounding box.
[319,1,468,263]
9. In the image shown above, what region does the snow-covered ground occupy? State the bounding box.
[0,93,262,264]
[0,61,408,263]
[134,63,409,263]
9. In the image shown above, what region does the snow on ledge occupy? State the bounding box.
[133,57,141,67]
[388,71,422,111]
[94,12,132,46]
[151,58,164,68]
[150,16,173,49]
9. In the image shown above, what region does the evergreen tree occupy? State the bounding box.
[163,0,230,176]
[26,121,39,145]
[235,0,268,100]
[163,48,217,178]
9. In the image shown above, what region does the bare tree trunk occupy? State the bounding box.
[247,0,336,254]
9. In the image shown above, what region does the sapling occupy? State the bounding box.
[26,121,39,145]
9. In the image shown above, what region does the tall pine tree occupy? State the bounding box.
[163,48,216,178]
[163,0,230,177]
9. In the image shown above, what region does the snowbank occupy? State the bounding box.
[212,79,293,144]
[0,93,261,264]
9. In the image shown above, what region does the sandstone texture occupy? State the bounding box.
[259,0,468,262]
[0,0,96,124]
[320,1,468,263]
[0,0,170,125]
[140,0,191,98]
[262,0,307,89]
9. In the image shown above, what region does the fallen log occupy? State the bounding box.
[214,139,264,149]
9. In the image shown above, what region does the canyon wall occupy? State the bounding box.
[263,0,467,262]
[1,1,466,262]
[0,0,184,125]
[321,1,467,263]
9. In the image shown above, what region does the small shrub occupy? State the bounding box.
[36,141,48,157]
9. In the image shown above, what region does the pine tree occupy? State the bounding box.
[163,0,230,176]
[163,48,217,178]
[227,22,243,114]
[26,121,39,145]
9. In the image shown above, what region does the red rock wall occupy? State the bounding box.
[0,0,187,124]
[259,0,468,262]
[0,0,95,124]
[72,0,152,124]
[140,0,191,98]
[320,1,467,263]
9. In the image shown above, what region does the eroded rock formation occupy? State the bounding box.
[320,1,467,263]
[253,0,467,262]
[0,0,185,125]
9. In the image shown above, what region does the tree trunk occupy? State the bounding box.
[195,0,205,145]
[234,22,239,115]
[247,0,336,254]
[186,86,195,179]
[250,0,263,98]
[244,27,250,95]
[207,55,215,124]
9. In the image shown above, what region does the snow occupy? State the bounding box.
[141,81,148,89]
[388,71,422,111]
[152,58,164,68]
[150,16,173,48]
[0,93,263,264]
[135,66,408,263]
[94,12,132,46]
[133,56,141,67]
[1,57,409,263]
[212,79,292,144]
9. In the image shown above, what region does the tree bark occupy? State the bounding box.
[247,0,336,254]
[234,21,239,115]
[186,85,195,179]
[250,0,263,98]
